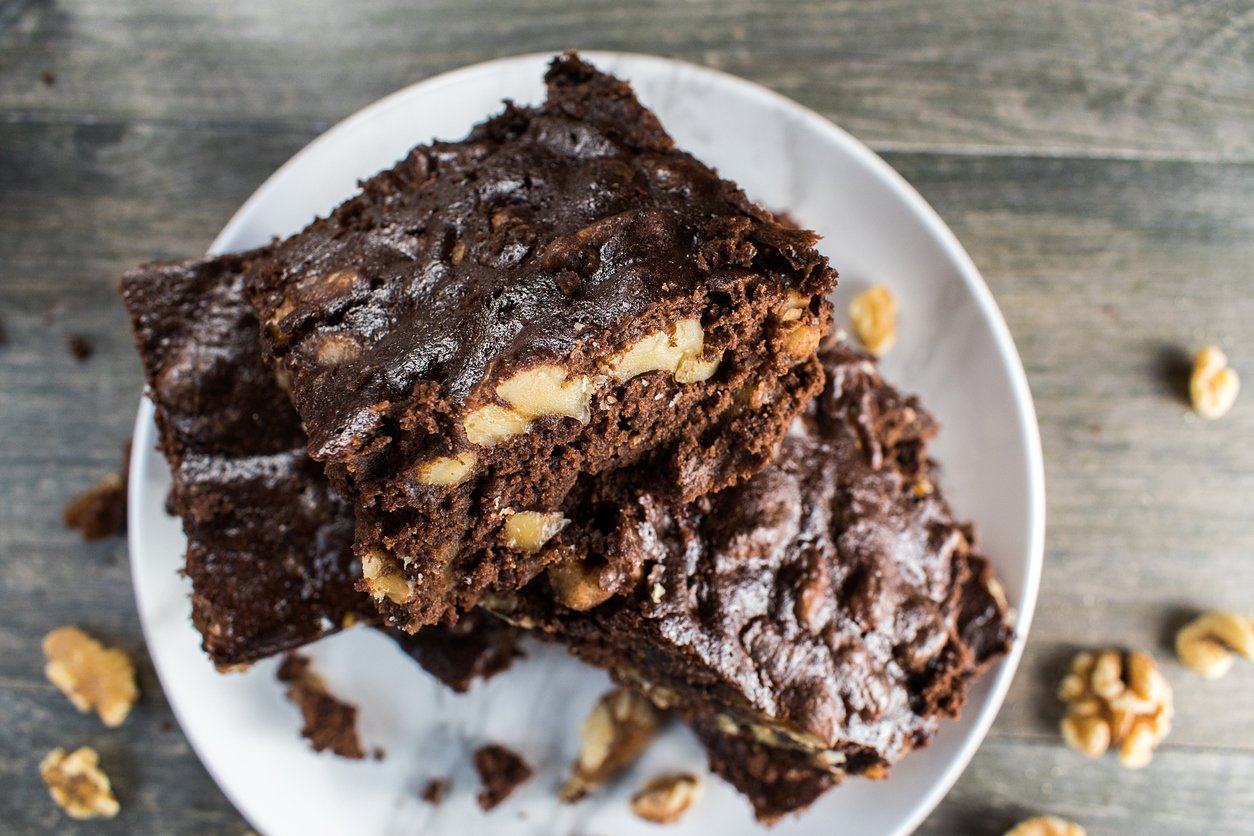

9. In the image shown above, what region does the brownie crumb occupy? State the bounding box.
[276,653,365,759]
[420,777,447,805]
[63,443,130,540]
[372,747,386,761]
[473,744,532,810]
[41,69,57,86]
[63,474,126,539]
[67,334,94,361]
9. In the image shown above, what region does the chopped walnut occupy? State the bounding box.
[1175,611,1254,679]
[1004,816,1086,836]
[547,556,613,611]
[561,688,664,802]
[1189,346,1239,419]
[40,747,119,820]
[630,772,700,824]
[42,626,137,728]
[1057,649,1172,768]
[848,285,897,356]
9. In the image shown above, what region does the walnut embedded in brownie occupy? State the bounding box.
[120,254,376,668]
[245,51,836,630]
[494,340,1013,820]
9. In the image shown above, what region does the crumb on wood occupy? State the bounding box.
[67,334,94,361]
[63,475,126,540]
[63,442,131,540]
[473,743,533,810]
[276,653,365,759]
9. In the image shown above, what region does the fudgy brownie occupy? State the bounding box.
[490,340,1014,820]
[245,52,837,630]
[121,253,522,679]
[121,253,374,668]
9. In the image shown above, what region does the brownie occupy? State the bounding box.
[121,254,522,680]
[121,253,375,668]
[491,340,1014,820]
[245,51,837,630]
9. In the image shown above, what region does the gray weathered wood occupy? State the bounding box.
[2,2,1254,833]
[2,0,1254,161]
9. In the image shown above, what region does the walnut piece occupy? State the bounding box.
[496,365,596,423]
[43,626,137,728]
[777,291,811,323]
[848,284,897,356]
[463,320,721,447]
[504,510,568,554]
[547,557,614,611]
[313,332,362,366]
[780,322,822,358]
[630,772,700,824]
[1175,611,1254,679]
[1190,346,1239,419]
[608,318,718,383]
[464,403,533,447]
[561,688,664,802]
[360,549,414,604]
[1057,649,1172,768]
[413,451,478,486]
[1004,816,1086,836]
[40,747,119,820]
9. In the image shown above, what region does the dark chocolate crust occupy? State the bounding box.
[120,253,376,668]
[245,51,836,629]
[500,340,1013,820]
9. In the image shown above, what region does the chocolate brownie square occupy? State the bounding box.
[121,252,373,668]
[245,52,837,630]
[492,340,1014,820]
[121,253,520,679]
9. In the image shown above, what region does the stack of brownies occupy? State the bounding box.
[120,52,1012,822]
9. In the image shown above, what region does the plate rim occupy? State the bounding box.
[129,49,1046,836]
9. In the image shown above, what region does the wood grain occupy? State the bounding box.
[2,2,1254,832]
[1,0,1253,160]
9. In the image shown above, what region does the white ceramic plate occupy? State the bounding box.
[128,52,1044,836]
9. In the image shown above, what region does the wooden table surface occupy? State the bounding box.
[2,2,1252,833]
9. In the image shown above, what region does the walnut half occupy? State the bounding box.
[561,688,663,802]
[42,626,137,728]
[40,747,119,820]
[630,772,701,824]
[1189,346,1239,419]
[1057,649,1172,768]
[848,285,897,356]
[1175,611,1254,679]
